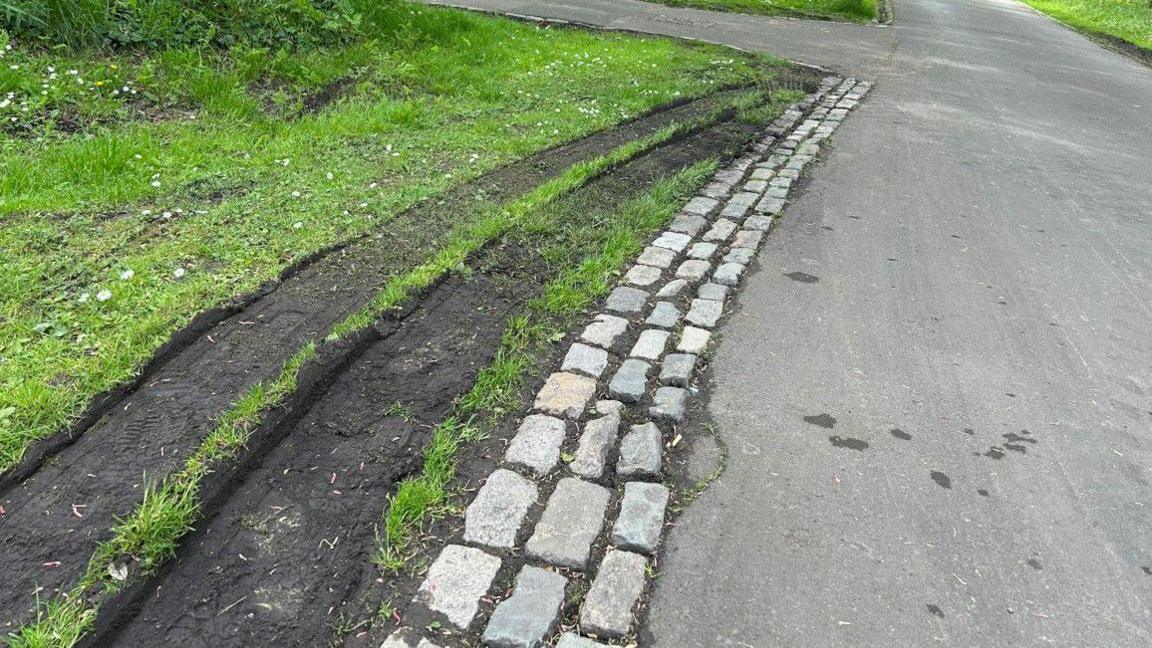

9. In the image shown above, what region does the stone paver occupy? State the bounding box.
[617,422,662,478]
[414,545,501,630]
[744,214,773,231]
[525,478,610,569]
[464,469,537,549]
[724,247,754,265]
[604,286,648,315]
[682,196,718,215]
[702,218,738,242]
[685,298,723,328]
[659,353,697,387]
[652,231,693,252]
[629,329,670,360]
[650,386,689,422]
[555,634,609,648]
[675,259,712,281]
[732,229,764,249]
[608,358,650,403]
[505,414,567,476]
[696,282,729,302]
[637,245,677,268]
[561,342,610,379]
[687,241,718,259]
[677,326,711,354]
[570,414,620,479]
[656,278,688,298]
[381,629,441,648]
[623,264,662,287]
[611,482,670,554]
[533,372,596,419]
[645,301,681,328]
[580,314,628,349]
[579,549,648,639]
[667,212,706,236]
[482,566,567,648]
[713,262,746,287]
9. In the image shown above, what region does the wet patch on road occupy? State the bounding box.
[829,435,869,451]
[889,428,912,440]
[927,604,945,618]
[785,271,819,283]
[930,471,952,489]
[803,413,836,428]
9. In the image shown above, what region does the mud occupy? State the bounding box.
[0,88,746,629]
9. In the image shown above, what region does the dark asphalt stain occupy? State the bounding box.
[1142,567,1151,576]
[785,271,819,283]
[829,435,869,451]
[804,413,836,429]
[977,489,990,497]
[951,234,962,239]
[979,447,1006,460]
[889,428,912,440]
[822,225,835,231]
[886,257,898,261]
[930,471,952,489]
[1026,558,1043,571]
[1004,430,1037,444]
[962,427,975,435]
[1006,392,1016,397]
[1004,443,1027,454]
[927,604,945,619]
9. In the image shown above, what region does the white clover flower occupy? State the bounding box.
[78,292,90,303]
[292,221,303,229]
[326,172,333,180]
[173,267,186,278]
[96,289,112,302]
[120,270,134,280]
[291,190,301,198]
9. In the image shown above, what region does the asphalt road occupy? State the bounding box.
[429,0,1152,644]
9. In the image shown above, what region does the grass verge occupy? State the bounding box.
[642,0,876,22]
[0,1,786,473]
[1017,0,1152,54]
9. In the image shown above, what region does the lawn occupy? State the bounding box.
[1018,0,1152,52]
[645,0,877,22]
[0,0,786,472]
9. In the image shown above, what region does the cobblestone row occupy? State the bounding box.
[385,74,871,646]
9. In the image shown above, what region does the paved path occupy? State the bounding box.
[435,0,1152,644]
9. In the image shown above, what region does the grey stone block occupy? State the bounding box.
[505,414,567,475]
[629,329,669,360]
[674,260,711,282]
[696,282,729,302]
[637,245,676,269]
[605,286,649,315]
[713,262,746,287]
[687,241,717,260]
[608,359,650,403]
[645,302,681,329]
[743,179,768,193]
[580,314,628,350]
[593,399,624,416]
[533,373,596,420]
[561,342,610,378]
[652,231,692,253]
[769,176,793,188]
[744,214,773,231]
[767,185,789,199]
[650,386,689,422]
[525,478,610,569]
[617,422,662,478]
[701,181,732,198]
[659,353,697,387]
[720,200,752,220]
[381,629,441,648]
[579,549,648,639]
[667,212,706,236]
[677,326,711,354]
[702,218,738,242]
[724,248,754,265]
[749,167,774,180]
[415,545,501,630]
[685,298,723,328]
[623,264,662,287]
[482,565,566,648]
[611,482,670,554]
[756,196,785,214]
[682,196,718,215]
[655,278,688,298]
[464,469,538,549]
[570,414,620,479]
[555,634,609,648]
[732,229,764,250]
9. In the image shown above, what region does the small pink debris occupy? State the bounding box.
[43,561,62,568]
[72,504,87,518]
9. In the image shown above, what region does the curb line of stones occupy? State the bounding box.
[383,74,871,648]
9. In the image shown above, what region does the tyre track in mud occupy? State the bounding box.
[83,93,794,648]
[0,89,748,629]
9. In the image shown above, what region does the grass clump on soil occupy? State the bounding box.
[644,0,876,22]
[0,2,787,475]
[1017,0,1152,52]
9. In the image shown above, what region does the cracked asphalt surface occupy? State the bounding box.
[425,0,1152,644]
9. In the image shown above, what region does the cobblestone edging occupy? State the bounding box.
[383,74,871,648]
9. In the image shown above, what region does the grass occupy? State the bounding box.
[0,2,787,473]
[1017,0,1152,52]
[643,0,877,22]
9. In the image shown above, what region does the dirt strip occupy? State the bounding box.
[0,89,752,631]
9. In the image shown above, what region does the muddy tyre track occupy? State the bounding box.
[0,89,744,628]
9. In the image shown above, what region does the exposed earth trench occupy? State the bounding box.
[0,86,755,631]
[2,75,809,645]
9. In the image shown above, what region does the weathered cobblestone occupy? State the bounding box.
[594,399,624,416]
[659,353,697,387]
[701,181,732,198]
[703,218,738,242]
[744,214,773,231]
[757,196,786,214]
[560,342,610,379]
[667,212,707,236]
[482,566,566,648]
[655,278,688,298]
[696,282,729,302]
[724,247,754,265]
[637,245,677,268]
[579,549,648,639]
[464,469,537,549]
[525,478,610,569]
[381,629,441,648]
[645,301,681,329]
[555,634,609,648]
[674,259,712,281]
[570,414,620,479]
[505,413,568,474]
[623,264,662,287]
[650,386,688,422]
[415,545,501,630]
[743,179,768,193]
[682,196,718,215]
[580,314,628,350]
[732,229,764,249]
[617,422,662,478]
[533,372,596,419]
[629,329,669,360]
[685,298,723,328]
[611,482,670,554]
[608,358,650,403]
[713,262,746,287]
[605,286,648,315]
[652,231,692,253]
[687,241,718,259]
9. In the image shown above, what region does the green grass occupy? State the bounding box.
[0,2,786,473]
[644,0,876,22]
[1018,0,1152,51]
